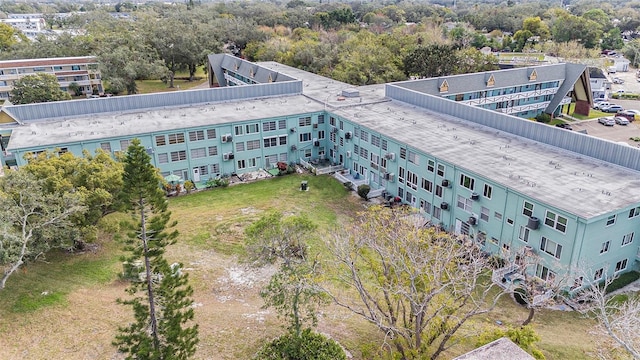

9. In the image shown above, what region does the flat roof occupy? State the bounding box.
[0,56,97,69]
[454,337,535,360]
[7,61,640,219]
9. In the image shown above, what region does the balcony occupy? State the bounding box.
[299,157,343,175]
[333,169,368,191]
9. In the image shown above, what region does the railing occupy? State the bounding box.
[491,264,520,289]
[367,187,386,199]
[532,290,553,307]
[317,164,343,175]
[333,170,368,190]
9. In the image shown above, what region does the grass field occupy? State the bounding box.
[135,66,208,94]
[0,173,604,359]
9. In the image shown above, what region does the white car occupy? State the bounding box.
[598,117,615,126]
[614,117,629,125]
[594,101,611,110]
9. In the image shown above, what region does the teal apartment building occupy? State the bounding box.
[0,55,638,290]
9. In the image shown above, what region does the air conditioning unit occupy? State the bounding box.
[331,127,338,133]
[442,179,451,187]
[313,123,318,129]
[314,140,320,147]
[471,192,480,200]
[221,134,232,143]
[385,152,396,161]
[290,127,296,133]
[441,202,449,210]
[380,166,387,173]
[223,152,234,161]
[527,216,540,230]
[291,145,297,151]
[386,173,395,182]
[345,131,352,140]
[346,150,351,158]
[468,215,478,226]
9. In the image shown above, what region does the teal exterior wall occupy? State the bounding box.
[8,108,640,286]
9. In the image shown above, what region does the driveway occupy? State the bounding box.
[570,116,640,147]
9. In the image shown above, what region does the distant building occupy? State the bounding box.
[589,67,610,100]
[0,56,104,100]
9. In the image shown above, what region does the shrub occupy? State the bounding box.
[183,180,195,193]
[253,329,346,360]
[605,271,640,294]
[357,184,370,200]
[535,113,551,123]
[513,287,528,306]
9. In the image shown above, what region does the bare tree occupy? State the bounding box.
[325,205,506,360]
[577,273,640,359]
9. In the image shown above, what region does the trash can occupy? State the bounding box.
[301,181,308,191]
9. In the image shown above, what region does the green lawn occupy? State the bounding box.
[0,173,606,359]
[567,103,608,120]
[135,66,208,94]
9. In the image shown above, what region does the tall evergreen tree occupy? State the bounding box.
[114,139,198,360]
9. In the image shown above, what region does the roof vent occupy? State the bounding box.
[341,89,360,98]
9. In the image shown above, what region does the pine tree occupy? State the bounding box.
[114,139,198,359]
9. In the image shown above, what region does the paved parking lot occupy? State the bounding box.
[570,118,640,147]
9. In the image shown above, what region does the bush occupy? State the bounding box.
[254,329,346,360]
[535,113,551,123]
[357,184,370,200]
[513,287,528,306]
[205,177,230,188]
[184,180,195,193]
[605,271,640,294]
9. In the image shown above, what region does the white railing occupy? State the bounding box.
[333,170,368,190]
[367,188,386,199]
[317,164,343,175]
[492,264,520,289]
[461,87,559,107]
[532,290,553,307]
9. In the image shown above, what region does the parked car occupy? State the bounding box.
[616,110,637,121]
[594,98,608,103]
[614,117,629,125]
[555,123,573,130]
[613,77,625,84]
[625,109,640,115]
[598,117,615,126]
[593,101,611,110]
[603,105,624,113]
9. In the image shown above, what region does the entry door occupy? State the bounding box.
[454,219,462,235]
[192,167,201,182]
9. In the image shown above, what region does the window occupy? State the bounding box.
[278,136,287,145]
[407,171,418,190]
[360,130,369,142]
[207,129,216,139]
[615,259,628,273]
[157,153,168,163]
[170,150,187,162]
[120,139,132,150]
[263,121,277,132]
[371,135,380,147]
[190,147,206,158]
[237,159,246,169]
[456,195,472,212]
[247,140,261,150]
[197,165,209,175]
[420,199,431,214]
[317,114,325,124]
[544,210,567,233]
[299,133,312,142]
[234,125,244,136]
[460,174,475,190]
[155,135,166,146]
[571,277,583,290]
[71,65,81,70]
[435,185,443,198]
[208,146,218,156]
[489,237,499,245]
[318,130,325,140]
[264,137,278,148]
[100,142,111,152]
[494,212,503,220]
[381,139,387,151]
[427,159,435,172]
[622,232,634,246]
[188,130,205,142]
[168,133,185,144]
[408,151,419,165]
[629,207,640,218]
[535,265,556,282]
[477,231,486,246]
[594,268,604,281]
[278,119,287,129]
[483,184,492,199]
[421,179,433,193]
[600,241,610,254]
[540,237,562,259]
[606,214,616,226]
[507,218,514,225]
[398,167,405,184]
[245,123,259,134]
[432,206,441,220]
[523,201,534,217]
[480,207,490,222]
[437,164,445,177]
[236,142,245,152]
[211,163,220,174]
[518,226,530,242]
[400,147,406,160]
[299,117,312,126]
[330,116,336,126]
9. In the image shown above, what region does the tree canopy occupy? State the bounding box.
[10,73,72,104]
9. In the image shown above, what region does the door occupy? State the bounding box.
[454,219,462,235]
[192,167,201,182]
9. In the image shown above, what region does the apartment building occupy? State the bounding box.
[0,56,104,100]
[0,55,637,290]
